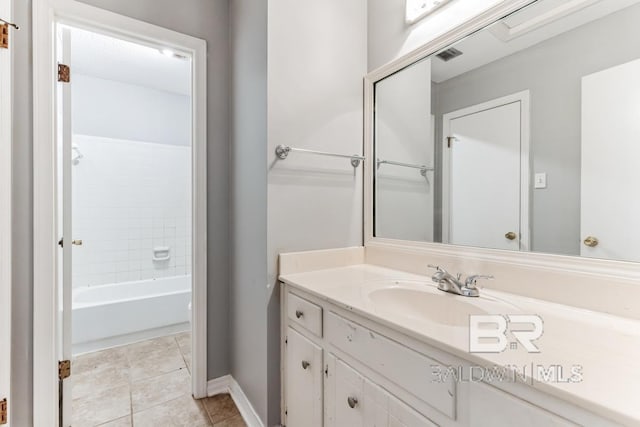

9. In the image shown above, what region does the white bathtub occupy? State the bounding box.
[72,275,191,346]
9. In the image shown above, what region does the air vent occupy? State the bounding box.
[436,47,463,62]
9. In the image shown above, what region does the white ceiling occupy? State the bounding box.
[432,0,640,82]
[69,27,191,95]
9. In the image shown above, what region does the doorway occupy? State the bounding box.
[33,3,208,425]
[56,25,195,426]
[441,91,530,251]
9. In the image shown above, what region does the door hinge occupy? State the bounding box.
[447,136,455,148]
[58,63,70,83]
[0,24,8,49]
[59,360,71,380]
[284,337,288,345]
[0,398,7,425]
[325,364,329,377]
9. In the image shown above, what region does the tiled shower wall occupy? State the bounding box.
[72,134,192,288]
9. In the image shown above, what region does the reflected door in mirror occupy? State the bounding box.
[581,58,640,262]
[443,93,529,251]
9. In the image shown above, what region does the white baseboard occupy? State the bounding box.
[207,375,264,427]
[207,374,232,396]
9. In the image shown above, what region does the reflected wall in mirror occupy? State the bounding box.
[373,0,640,263]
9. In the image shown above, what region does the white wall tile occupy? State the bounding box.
[72,135,191,288]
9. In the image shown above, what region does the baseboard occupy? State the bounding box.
[207,374,232,396]
[207,375,264,427]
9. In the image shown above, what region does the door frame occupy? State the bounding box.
[33,0,208,424]
[441,90,531,251]
[0,0,13,424]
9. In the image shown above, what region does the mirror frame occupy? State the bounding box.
[363,0,640,281]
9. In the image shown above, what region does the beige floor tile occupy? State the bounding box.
[133,395,211,427]
[72,364,130,399]
[97,416,132,426]
[73,346,129,376]
[202,394,241,424]
[125,335,179,357]
[213,414,247,427]
[72,384,131,427]
[128,346,186,381]
[175,331,191,353]
[131,367,191,413]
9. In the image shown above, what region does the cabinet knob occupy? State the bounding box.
[295,310,304,319]
[504,231,517,241]
[347,396,358,409]
[583,236,599,247]
[301,361,310,370]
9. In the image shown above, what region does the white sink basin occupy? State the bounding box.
[367,283,517,326]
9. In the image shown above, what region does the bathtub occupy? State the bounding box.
[72,275,191,346]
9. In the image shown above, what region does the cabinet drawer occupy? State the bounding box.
[287,292,323,336]
[325,311,456,419]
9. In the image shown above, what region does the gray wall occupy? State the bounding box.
[229,0,269,424]
[11,0,33,424]
[266,1,367,424]
[375,58,433,242]
[11,1,230,424]
[432,3,640,255]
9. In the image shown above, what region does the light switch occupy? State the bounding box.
[534,173,547,189]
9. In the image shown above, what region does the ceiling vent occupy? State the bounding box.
[436,47,463,62]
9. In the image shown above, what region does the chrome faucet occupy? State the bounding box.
[428,265,493,297]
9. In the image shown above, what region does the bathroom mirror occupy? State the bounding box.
[372,0,640,263]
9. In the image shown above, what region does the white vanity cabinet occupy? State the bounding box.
[281,286,618,427]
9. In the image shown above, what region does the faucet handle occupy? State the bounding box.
[428,264,448,274]
[465,274,494,288]
[428,264,451,280]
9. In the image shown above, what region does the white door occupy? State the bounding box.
[55,25,73,427]
[285,328,323,427]
[442,92,530,251]
[0,1,13,424]
[581,58,640,262]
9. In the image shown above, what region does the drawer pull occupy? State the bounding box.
[347,396,358,409]
[295,310,304,319]
[301,360,310,370]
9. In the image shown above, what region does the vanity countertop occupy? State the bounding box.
[280,264,640,426]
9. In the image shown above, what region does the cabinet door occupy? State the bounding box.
[285,328,323,427]
[325,354,437,427]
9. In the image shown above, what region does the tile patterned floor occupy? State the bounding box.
[71,332,246,427]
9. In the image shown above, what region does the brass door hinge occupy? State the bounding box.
[59,360,71,380]
[0,24,8,49]
[0,398,7,425]
[58,63,70,83]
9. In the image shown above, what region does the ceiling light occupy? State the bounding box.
[406,0,453,25]
[160,48,175,57]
